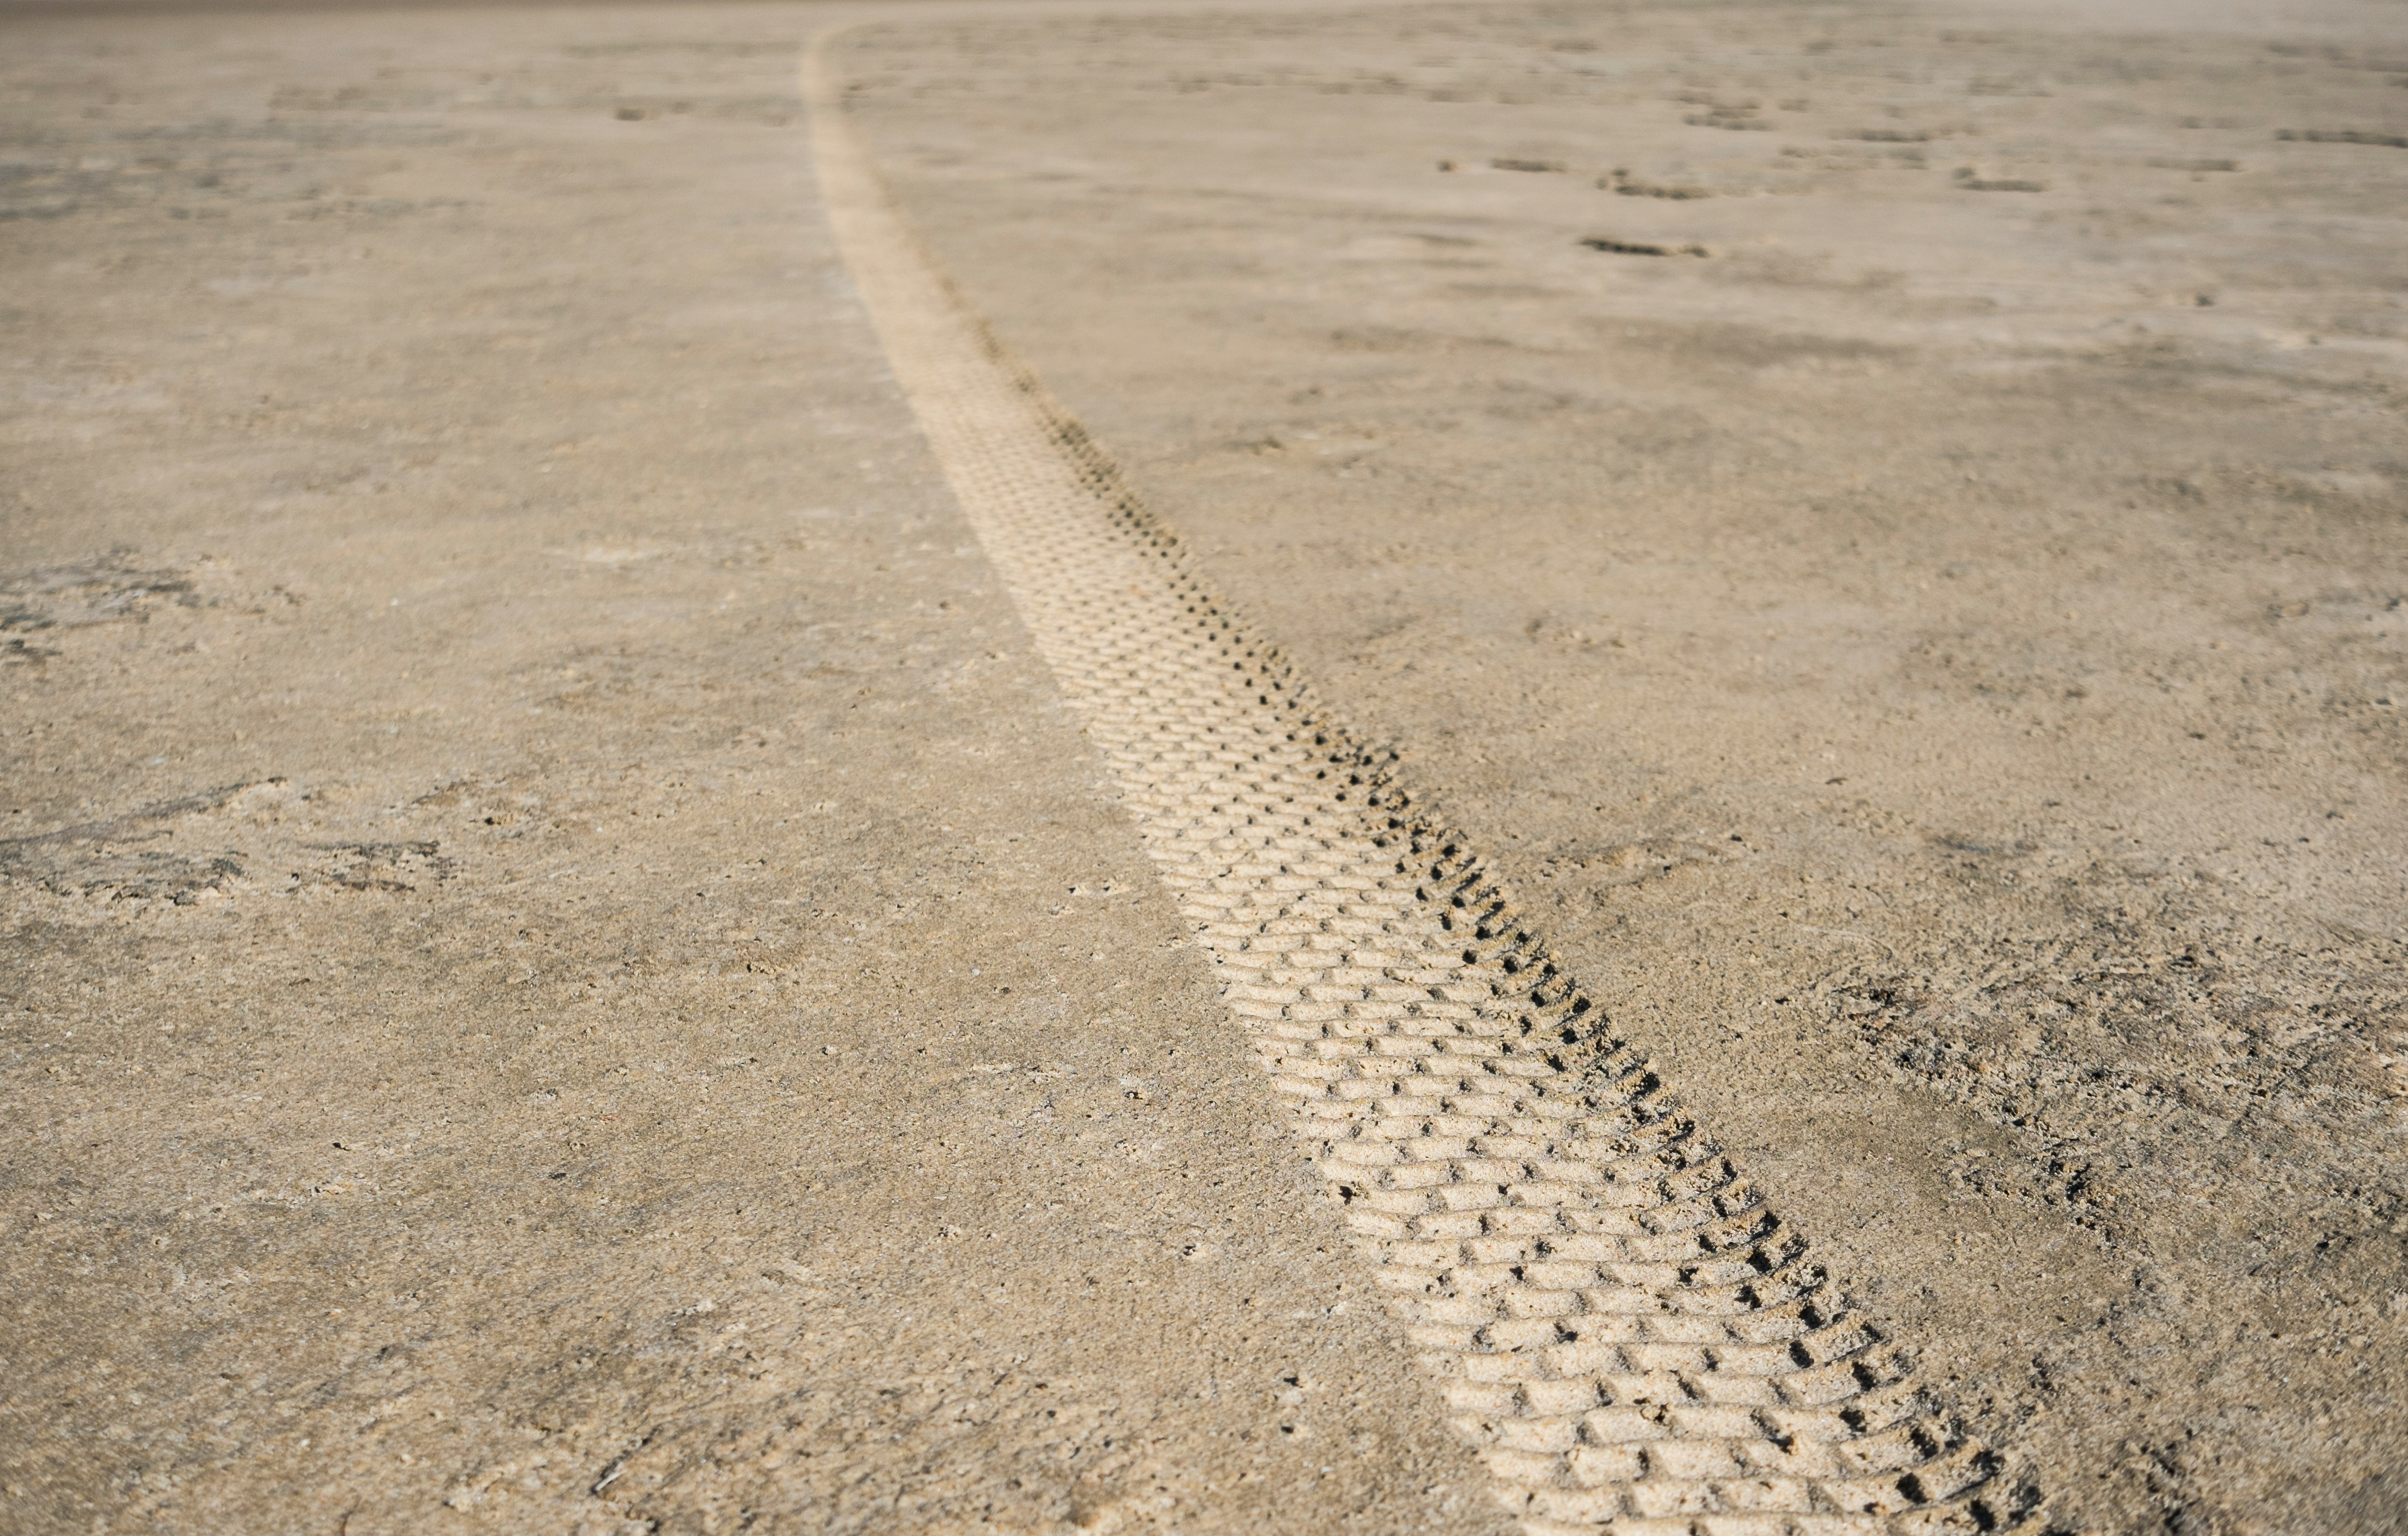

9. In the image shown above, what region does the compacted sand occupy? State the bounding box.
[3,1,2404,1533]
[840,4,2408,1528]
[0,8,1505,1533]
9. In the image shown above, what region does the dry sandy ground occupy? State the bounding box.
[1,0,2403,1533]
[0,6,1505,1533]
[837,2,2408,1531]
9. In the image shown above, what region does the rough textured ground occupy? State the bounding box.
[814,64,2030,1530]
[0,7,1507,1533]
[837,3,2408,1531]
[4,0,2405,1533]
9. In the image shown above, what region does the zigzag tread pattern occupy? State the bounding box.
[805,34,2027,1536]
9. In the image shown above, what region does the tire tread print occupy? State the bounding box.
[805,35,2032,1536]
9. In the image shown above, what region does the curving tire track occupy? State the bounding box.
[804,30,2030,1536]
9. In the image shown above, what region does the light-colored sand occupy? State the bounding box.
[0,8,1504,1533]
[837,2,2408,1530]
[813,45,2019,1527]
[3,0,2404,1533]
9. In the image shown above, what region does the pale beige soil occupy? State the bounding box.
[0,7,1505,1533]
[2,1,2405,1534]
[837,2,2408,1531]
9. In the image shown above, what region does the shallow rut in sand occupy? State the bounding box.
[803,32,2034,1536]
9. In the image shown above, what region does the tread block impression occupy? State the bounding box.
[804,31,2031,1536]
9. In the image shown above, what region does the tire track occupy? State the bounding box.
[803,30,2029,1536]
